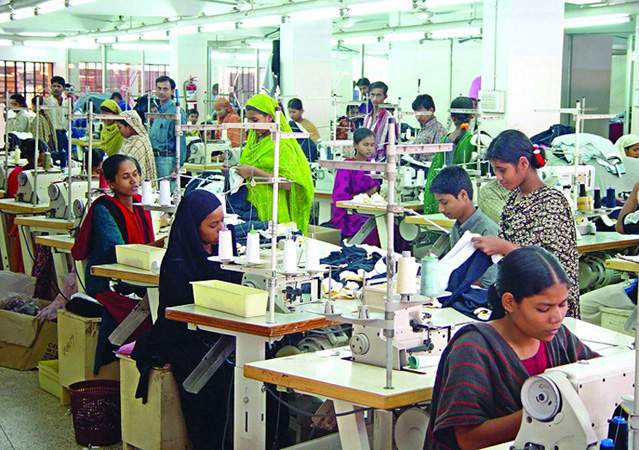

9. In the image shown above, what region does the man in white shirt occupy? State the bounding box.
[44,75,69,166]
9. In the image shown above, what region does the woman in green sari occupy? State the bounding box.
[423,96,477,214]
[99,99,124,156]
[236,94,314,234]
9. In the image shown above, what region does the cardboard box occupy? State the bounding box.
[0,300,57,370]
[57,309,119,387]
[118,354,191,450]
[38,359,70,405]
[307,224,342,246]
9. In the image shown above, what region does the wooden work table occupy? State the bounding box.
[182,162,225,173]
[576,232,639,254]
[404,213,455,229]
[90,263,160,285]
[34,234,74,252]
[14,215,75,231]
[335,199,423,213]
[0,198,50,214]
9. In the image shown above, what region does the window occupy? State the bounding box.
[73,62,169,98]
[0,60,53,105]
[222,67,266,105]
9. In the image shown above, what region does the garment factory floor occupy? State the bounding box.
[0,367,121,450]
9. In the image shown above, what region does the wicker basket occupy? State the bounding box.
[68,379,121,447]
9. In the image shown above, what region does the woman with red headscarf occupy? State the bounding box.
[213,97,242,147]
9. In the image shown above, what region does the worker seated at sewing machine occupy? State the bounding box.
[331,127,381,245]
[6,138,45,199]
[580,180,639,328]
[425,247,597,450]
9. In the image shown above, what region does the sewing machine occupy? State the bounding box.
[396,165,426,203]
[513,351,634,450]
[241,272,320,314]
[72,189,104,219]
[48,180,98,219]
[313,140,353,194]
[187,140,230,165]
[16,168,79,204]
[540,164,596,192]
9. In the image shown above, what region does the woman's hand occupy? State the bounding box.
[471,236,517,256]
[235,165,255,179]
[37,295,67,322]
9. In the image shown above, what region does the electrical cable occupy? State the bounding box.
[263,384,373,418]
[221,365,235,450]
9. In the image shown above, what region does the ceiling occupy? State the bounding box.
[0,0,637,47]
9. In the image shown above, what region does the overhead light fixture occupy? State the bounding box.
[384,31,424,42]
[117,33,140,42]
[288,7,340,23]
[201,21,236,32]
[341,35,379,45]
[17,31,59,37]
[172,25,198,36]
[67,0,96,6]
[565,0,603,4]
[564,13,630,28]
[349,0,413,17]
[429,26,482,39]
[112,42,170,51]
[141,30,167,40]
[11,8,35,20]
[249,41,272,50]
[239,15,281,28]
[424,0,481,7]
[27,39,97,49]
[96,36,116,44]
[36,0,66,14]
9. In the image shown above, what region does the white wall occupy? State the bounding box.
[0,44,65,73]
[610,54,627,115]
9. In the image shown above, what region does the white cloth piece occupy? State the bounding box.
[229,167,244,194]
[438,231,501,286]
[579,281,634,326]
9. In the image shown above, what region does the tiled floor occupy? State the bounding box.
[0,367,122,450]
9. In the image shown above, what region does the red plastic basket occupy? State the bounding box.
[68,380,121,447]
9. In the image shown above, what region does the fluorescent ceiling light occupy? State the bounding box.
[97,36,116,44]
[249,41,272,50]
[36,0,66,14]
[0,39,11,46]
[424,0,481,7]
[64,38,98,49]
[565,0,603,4]
[349,0,412,17]
[288,7,340,22]
[27,39,97,49]
[141,30,167,40]
[17,31,59,37]
[201,21,236,32]
[564,13,630,28]
[239,15,281,28]
[11,8,34,20]
[429,26,482,39]
[67,0,95,5]
[112,42,170,51]
[172,25,198,36]
[342,35,378,45]
[384,32,424,42]
[117,34,140,42]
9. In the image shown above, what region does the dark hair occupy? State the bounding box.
[188,109,199,116]
[9,93,27,108]
[20,138,45,162]
[155,75,176,90]
[430,166,474,199]
[287,98,303,110]
[51,76,66,86]
[110,92,123,101]
[353,127,374,145]
[356,78,370,87]
[488,247,569,319]
[369,81,388,95]
[412,94,435,112]
[102,154,142,182]
[450,96,474,123]
[486,129,545,169]
[31,95,44,107]
[245,105,269,116]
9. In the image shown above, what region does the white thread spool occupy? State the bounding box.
[218,228,233,261]
[141,179,153,205]
[305,238,320,272]
[159,179,171,206]
[397,251,418,295]
[246,231,261,264]
[283,239,298,273]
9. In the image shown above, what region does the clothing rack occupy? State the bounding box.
[318,124,452,389]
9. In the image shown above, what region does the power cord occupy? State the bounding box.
[263,384,373,418]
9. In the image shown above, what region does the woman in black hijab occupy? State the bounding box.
[135,189,241,449]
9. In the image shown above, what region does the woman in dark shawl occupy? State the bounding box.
[425,247,598,450]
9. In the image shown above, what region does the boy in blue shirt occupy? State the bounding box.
[430,166,498,287]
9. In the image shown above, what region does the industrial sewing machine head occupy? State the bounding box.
[313,140,353,194]
[48,180,99,220]
[187,140,230,165]
[539,164,596,193]
[241,272,321,314]
[396,165,426,203]
[16,168,77,204]
[513,352,634,450]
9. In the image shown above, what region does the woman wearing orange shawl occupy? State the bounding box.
[214,97,242,147]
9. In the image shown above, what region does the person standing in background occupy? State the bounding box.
[287,98,320,162]
[411,94,448,162]
[364,81,396,161]
[44,75,69,166]
[149,75,187,192]
[213,97,242,148]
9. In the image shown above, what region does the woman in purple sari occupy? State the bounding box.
[331,128,381,245]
